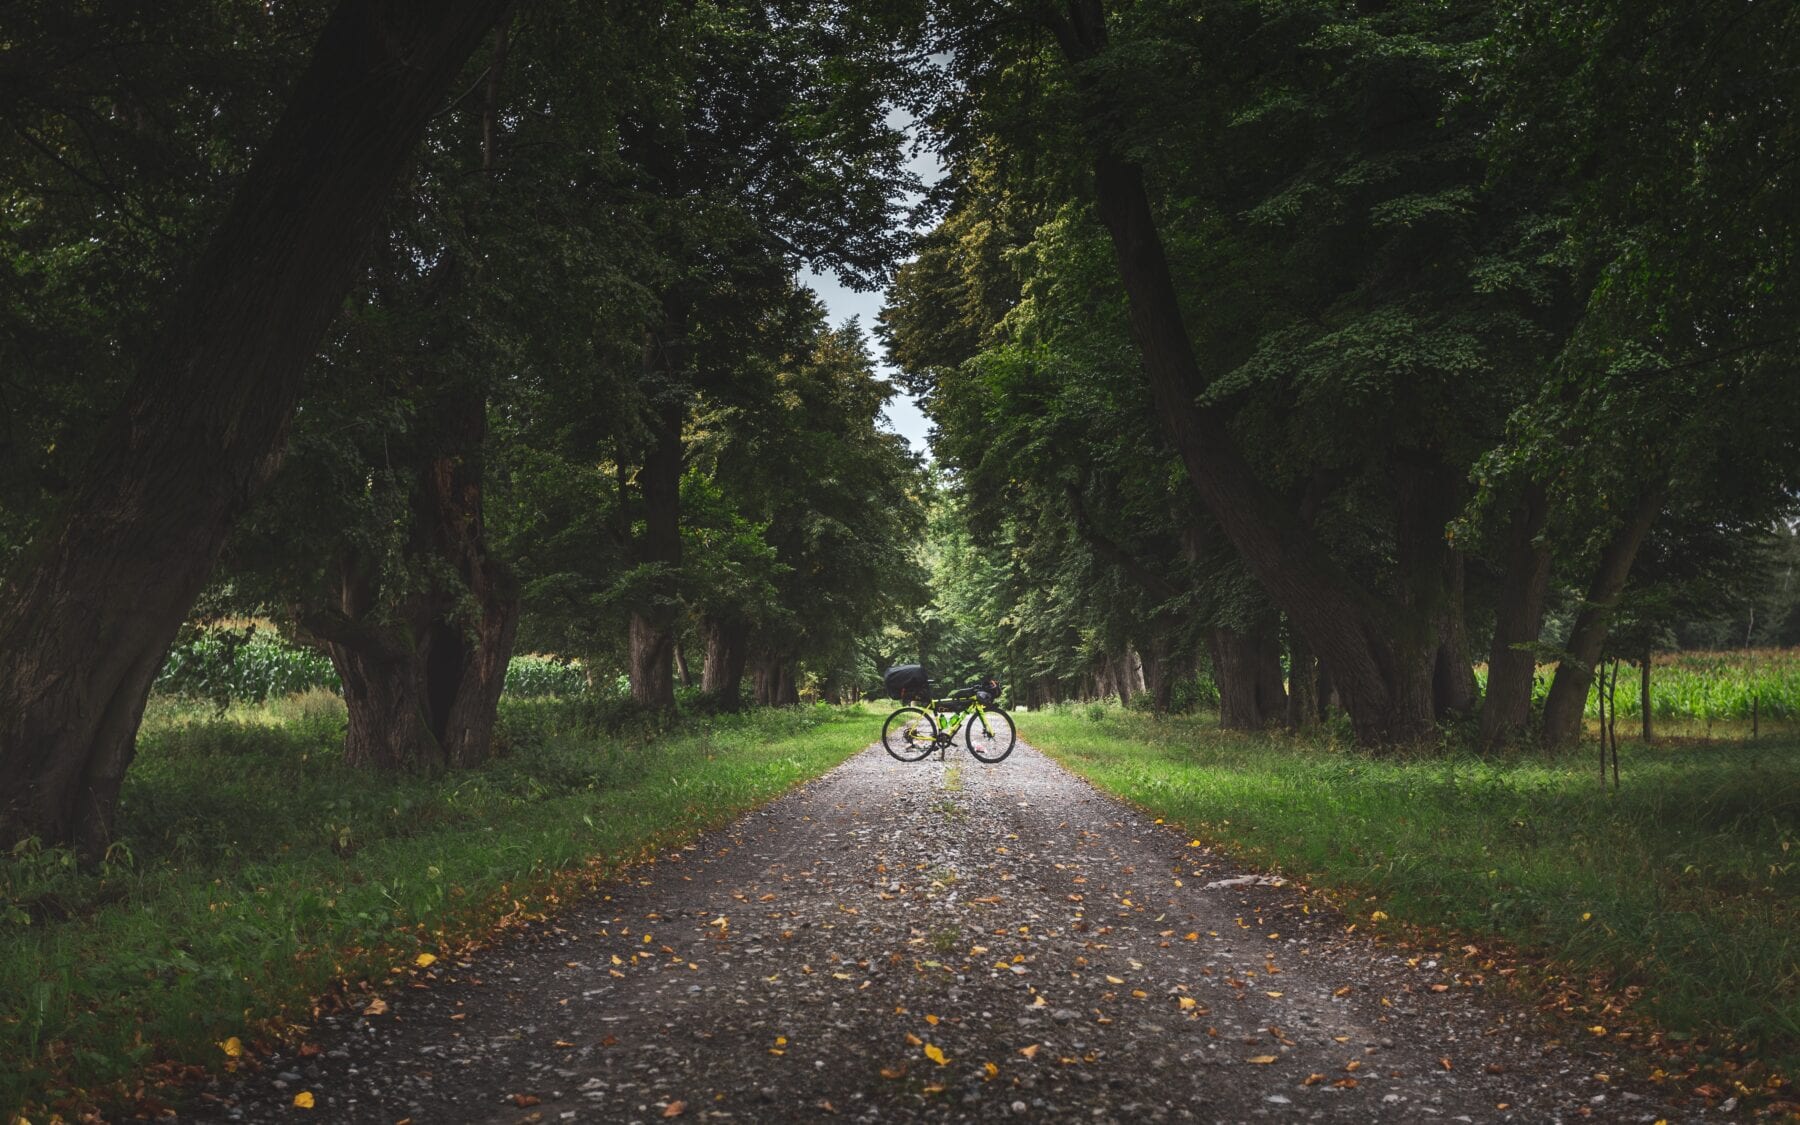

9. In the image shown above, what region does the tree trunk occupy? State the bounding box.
[0,0,511,857]
[1542,487,1666,749]
[1210,623,1286,729]
[1047,6,1433,743]
[1641,655,1653,743]
[701,615,749,711]
[1433,553,1479,720]
[673,641,692,688]
[1139,633,1174,715]
[751,648,798,707]
[1113,652,1134,706]
[627,393,685,710]
[310,392,518,771]
[1286,624,1319,729]
[1479,485,1553,750]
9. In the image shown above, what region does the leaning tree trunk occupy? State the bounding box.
[1479,485,1553,750]
[1542,487,1666,749]
[627,395,685,710]
[0,0,511,858]
[700,615,750,711]
[1047,4,1436,744]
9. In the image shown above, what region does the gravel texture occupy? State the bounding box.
[189,737,1703,1123]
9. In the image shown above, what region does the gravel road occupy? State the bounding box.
[191,737,1704,1123]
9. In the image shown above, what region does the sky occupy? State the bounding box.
[796,110,942,461]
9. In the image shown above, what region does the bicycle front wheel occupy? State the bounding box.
[883,707,938,762]
[965,707,1016,763]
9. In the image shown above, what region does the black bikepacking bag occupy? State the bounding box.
[883,664,930,704]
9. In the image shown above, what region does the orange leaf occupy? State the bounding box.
[293,1091,315,1110]
[512,1094,541,1107]
[1019,1044,1040,1059]
[662,1100,686,1117]
[1246,1056,1278,1065]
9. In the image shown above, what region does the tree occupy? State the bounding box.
[0,0,512,856]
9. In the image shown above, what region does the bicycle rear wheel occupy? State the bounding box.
[883,707,938,762]
[965,707,1016,763]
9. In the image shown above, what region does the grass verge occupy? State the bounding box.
[1024,706,1800,1087]
[0,695,874,1119]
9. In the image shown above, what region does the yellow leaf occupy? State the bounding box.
[1188,840,1202,847]
[611,955,623,965]
[925,1014,939,1025]
[1131,989,1148,999]
[1266,991,1284,998]
[984,1061,999,1078]
[1588,1025,1608,1037]
[414,953,437,968]
[1031,995,1048,1008]
[1106,975,1125,985]
[219,1036,243,1058]
[924,1043,948,1066]
[775,1036,787,1046]
[1179,996,1197,1010]
[1370,911,1389,922]
[1246,1056,1278,1065]
[293,1092,315,1110]
[1019,1044,1040,1059]
[1581,912,1592,922]
[1183,932,1198,941]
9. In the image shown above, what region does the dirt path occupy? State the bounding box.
[194,738,1695,1123]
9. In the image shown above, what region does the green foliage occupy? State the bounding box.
[154,631,338,706]
[0,695,872,1116]
[1029,708,1800,1070]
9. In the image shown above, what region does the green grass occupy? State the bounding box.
[1025,706,1800,1077]
[0,695,874,1118]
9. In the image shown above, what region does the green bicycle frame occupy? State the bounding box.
[930,697,998,741]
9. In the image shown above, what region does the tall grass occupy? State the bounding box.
[0,696,872,1118]
[1026,707,1800,1077]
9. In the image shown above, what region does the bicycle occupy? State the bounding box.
[881,676,1017,764]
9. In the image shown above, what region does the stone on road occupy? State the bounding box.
[197,738,1688,1123]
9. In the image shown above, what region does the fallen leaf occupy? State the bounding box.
[1370,911,1388,922]
[905,1032,923,1047]
[1346,1060,1362,1072]
[1019,1044,1040,1059]
[1335,1078,1359,1089]
[1246,1056,1278,1065]
[1265,991,1284,998]
[880,1065,907,1080]
[554,1040,575,1049]
[1304,1073,1326,1086]
[219,1037,243,1058]
[662,1100,685,1117]
[293,1092,315,1110]
[513,1094,541,1107]
[414,953,437,968]
[1106,975,1125,985]
[1588,1025,1608,1036]
[1440,1057,1453,1070]
[363,998,388,1016]
[1178,997,1197,1010]
[925,1014,939,1025]
[984,1061,999,1078]
[1333,985,1352,997]
[924,1043,948,1065]
[1430,983,1450,993]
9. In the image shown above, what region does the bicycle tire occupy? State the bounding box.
[965,707,1016,763]
[883,707,937,762]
